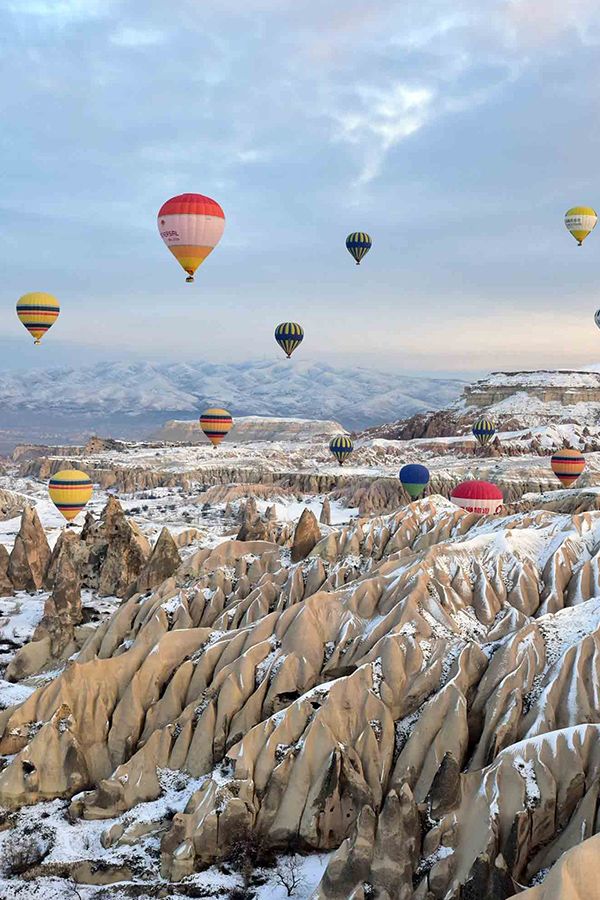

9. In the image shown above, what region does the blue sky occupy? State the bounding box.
[1,0,600,376]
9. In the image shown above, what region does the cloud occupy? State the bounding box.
[1,0,600,377]
[501,0,600,47]
[7,0,108,21]
[110,26,166,48]
[331,83,436,184]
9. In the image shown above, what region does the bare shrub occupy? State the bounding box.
[227,830,276,887]
[275,854,304,897]
[1,831,50,876]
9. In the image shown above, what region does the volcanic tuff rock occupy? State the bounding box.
[517,832,600,898]
[132,526,181,595]
[81,495,151,596]
[35,530,82,656]
[7,533,85,680]
[291,507,321,561]
[7,505,51,591]
[2,496,600,894]
[0,545,13,596]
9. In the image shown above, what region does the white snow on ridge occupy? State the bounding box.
[479,370,600,388]
[0,359,465,430]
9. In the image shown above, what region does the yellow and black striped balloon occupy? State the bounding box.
[200,408,233,447]
[472,417,495,447]
[16,292,60,345]
[274,322,304,359]
[346,232,372,265]
[329,435,354,465]
[48,469,93,522]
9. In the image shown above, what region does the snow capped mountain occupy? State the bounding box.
[0,359,464,435]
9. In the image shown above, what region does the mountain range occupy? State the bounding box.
[0,360,464,446]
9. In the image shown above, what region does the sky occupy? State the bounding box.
[1,0,600,377]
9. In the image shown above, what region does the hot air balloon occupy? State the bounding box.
[551,448,585,487]
[346,232,372,265]
[48,469,93,523]
[472,417,495,447]
[594,309,600,330]
[399,464,430,500]
[275,322,304,359]
[564,207,597,246]
[329,435,353,465]
[450,480,503,515]
[16,292,60,345]
[200,408,233,447]
[157,193,225,282]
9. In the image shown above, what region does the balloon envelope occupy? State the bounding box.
[399,464,430,499]
[17,292,60,344]
[329,435,353,465]
[564,206,597,245]
[450,480,503,514]
[594,309,600,330]
[346,232,372,265]
[472,417,495,446]
[200,408,233,446]
[158,193,225,281]
[551,449,585,487]
[49,469,93,522]
[275,322,304,358]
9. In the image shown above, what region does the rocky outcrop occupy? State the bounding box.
[83,436,126,454]
[517,833,600,898]
[314,785,421,899]
[0,544,13,596]
[150,416,346,444]
[82,496,150,596]
[132,527,181,595]
[7,533,84,681]
[0,488,27,523]
[7,506,51,591]
[35,530,82,656]
[291,508,321,561]
[464,369,600,408]
[320,498,331,525]
[3,499,600,892]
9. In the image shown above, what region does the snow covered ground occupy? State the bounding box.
[0,428,599,897]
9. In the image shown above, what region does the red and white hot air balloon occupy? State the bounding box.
[450,480,503,515]
[157,193,225,283]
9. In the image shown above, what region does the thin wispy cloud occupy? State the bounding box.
[110,27,166,48]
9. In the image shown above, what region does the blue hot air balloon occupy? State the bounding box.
[399,464,430,500]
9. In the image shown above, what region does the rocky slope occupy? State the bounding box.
[2,492,600,896]
[363,370,600,440]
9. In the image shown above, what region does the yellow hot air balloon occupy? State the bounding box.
[564,207,597,245]
[199,408,233,447]
[16,292,60,344]
[48,469,93,522]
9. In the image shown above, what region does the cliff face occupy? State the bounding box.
[464,370,600,409]
[362,369,600,440]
